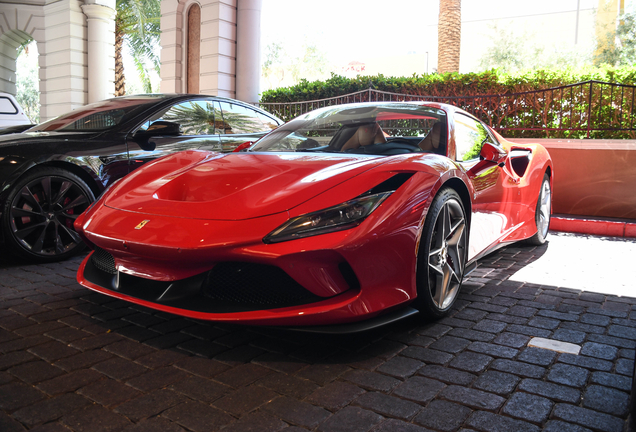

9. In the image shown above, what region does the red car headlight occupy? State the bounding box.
[263,191,392,244]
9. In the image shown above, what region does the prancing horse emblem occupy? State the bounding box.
[135,220,150,230]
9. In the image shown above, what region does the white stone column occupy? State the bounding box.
[81,0,116,103]
[235,0,261,103]
[160,0,239,98]
[160,0,185,94]
[39,0,88,121]
[199,0,236,97]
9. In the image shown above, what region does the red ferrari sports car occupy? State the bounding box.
[75,102,552,331]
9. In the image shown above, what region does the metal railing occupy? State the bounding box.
[258,80,636,139]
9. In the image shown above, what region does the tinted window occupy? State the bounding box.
[142,100,223,135]
[256,111,282,130]
[218,101,275,134]
[30,96,165,132]
[454,114,489,161]
[0,96,18,114]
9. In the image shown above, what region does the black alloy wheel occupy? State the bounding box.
[415,188,468,318]
[526,173,551,246]
[2,167,95,262]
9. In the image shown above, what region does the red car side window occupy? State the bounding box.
[454,114,490,162]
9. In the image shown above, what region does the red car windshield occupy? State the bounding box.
[29,96,167,132]
[251,103,448,156]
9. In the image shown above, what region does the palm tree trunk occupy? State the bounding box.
[438,0,461,73]
[115,28,125,96]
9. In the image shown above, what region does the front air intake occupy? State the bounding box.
[202,262,322,307]
[91,247,117,275]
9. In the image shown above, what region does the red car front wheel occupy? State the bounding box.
[415,188,468,318]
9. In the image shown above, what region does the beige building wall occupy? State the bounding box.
[0,0,115,121]
[161,0,261,102]
[161,0,236,96]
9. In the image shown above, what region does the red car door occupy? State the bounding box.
[453,114,520,261]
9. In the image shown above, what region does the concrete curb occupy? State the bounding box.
[551,214,636,238]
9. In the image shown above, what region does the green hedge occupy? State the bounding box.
[260,67,636,139]
[260,66,636,103]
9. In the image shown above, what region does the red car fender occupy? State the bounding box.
[491,138,553,243]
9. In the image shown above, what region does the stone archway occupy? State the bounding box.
[1,0,260,121]
[0,0,115,122]
[0,29,34,96]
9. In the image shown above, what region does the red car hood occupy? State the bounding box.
[105,151,390,220]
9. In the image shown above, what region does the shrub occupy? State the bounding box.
[260,67,636,139]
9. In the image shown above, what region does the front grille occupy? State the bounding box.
[91,247,117,274]
[202,262,321,307]
[83,256,346,313]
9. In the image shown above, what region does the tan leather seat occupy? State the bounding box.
[419,122,443,153]
[341,123,386,152]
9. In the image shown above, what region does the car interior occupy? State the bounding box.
[302,120,448,156]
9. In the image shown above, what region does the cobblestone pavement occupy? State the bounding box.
[0,232,635,432]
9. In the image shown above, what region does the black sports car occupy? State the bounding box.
[0,124,35,135]
[0,94,282,262]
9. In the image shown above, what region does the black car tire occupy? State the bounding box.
[2,167,95,262]
[415,188,468,319]
[525,173,551,246]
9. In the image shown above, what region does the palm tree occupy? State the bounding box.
[115,0,161,96]
[162,102,224,135]
[162,102,267,135]
[438,0,461,73]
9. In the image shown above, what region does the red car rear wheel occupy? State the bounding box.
[526,173,551,246]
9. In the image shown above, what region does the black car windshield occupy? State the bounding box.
[29,95,168,132]
[251,103,448,156]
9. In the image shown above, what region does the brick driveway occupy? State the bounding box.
[1,232,635,432]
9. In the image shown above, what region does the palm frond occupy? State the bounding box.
[115,0,161,94]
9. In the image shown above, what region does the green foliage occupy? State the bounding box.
[260,67,636,139]
[262,40,332,91]
[594,11,636,67]
[162,102,221,135]
[16,40,39,123]
[478,25,528,73]
[477,23,592,73]
[262,67,636,103]
[116,0,161,93]
[263,42,285,75]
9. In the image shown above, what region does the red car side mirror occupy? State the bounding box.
[233,141,253,152]
[480,142,507,164]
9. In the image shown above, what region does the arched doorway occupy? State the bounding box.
[0,29,34,97]
[160,0,262,102]
[187,3,201,94]
[14,39,40,123]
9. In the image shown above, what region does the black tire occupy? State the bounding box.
[2,167,95,262]
[525,173,551,246]
[414,188,468,319]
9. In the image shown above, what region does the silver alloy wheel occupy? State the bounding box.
[427,198,467,309]
[9,175,90,257]
[537,178,551,239]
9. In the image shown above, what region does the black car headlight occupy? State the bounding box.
[263,191,393,244]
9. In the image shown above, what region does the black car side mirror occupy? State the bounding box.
[480,142,507,165]
[133,121,181,151]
